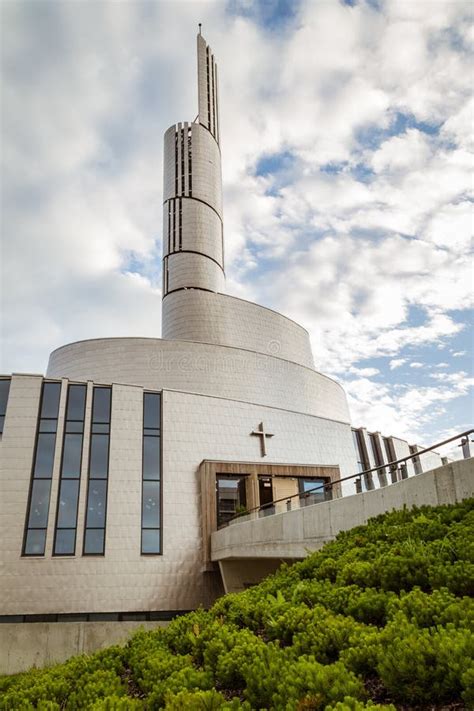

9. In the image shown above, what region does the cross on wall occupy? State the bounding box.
[251,422,274,457]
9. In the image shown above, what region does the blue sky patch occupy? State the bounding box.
[227,0,301,30]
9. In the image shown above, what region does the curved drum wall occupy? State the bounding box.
[47,338,349,423]
[162,290,315,369]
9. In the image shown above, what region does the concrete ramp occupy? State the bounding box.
[211,458,474,593]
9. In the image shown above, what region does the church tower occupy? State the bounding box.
[161,30,225,309]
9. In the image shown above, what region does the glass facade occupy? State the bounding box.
[23,381,61,555]
[0,378,11,434]
[53,384,87,555]
[83,387,112,555]
[141,393,161,554]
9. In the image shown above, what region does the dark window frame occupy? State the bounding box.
[141,391,162,556]
[83,386,112,556]
[53,383,87,557]
[0,377,11,435]
[22,380,62,557]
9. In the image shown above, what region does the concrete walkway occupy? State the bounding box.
[211,458,474,593]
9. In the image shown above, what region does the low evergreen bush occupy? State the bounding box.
[1,499,472,709]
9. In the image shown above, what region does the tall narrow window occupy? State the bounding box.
[187,127,192,196]
[23,381,61,556]
[141,392,161,554]
[383,436,398,484]
[369,433,387,487]
[0,378,11,434]
[83,387,112,555]
[53,384,86,555]
[352,429,365,473]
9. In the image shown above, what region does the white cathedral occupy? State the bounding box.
[0,33,443,622]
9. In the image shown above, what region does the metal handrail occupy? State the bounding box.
[222,428,474,526]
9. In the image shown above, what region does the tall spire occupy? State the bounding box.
[197,31,219,144]
[161,31,225,316]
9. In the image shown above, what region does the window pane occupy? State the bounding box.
[66,384,86,421]
[86,480,107,527]
[39,420,57,433]
[84,528,105,555]
[41,382,61,419]
[299,478,325,506]
[92,387,111,423]
[34,433,56,478]
[54,529,76,555]
[91,423,109,434]
[142,528,160,554]
[89,435,109,478]
[143,436,160,480]
[0,379,10,415]
[61,434,83,478]
[0,415,4,433]
[142,481,160,528]
[302,479,324,494]
[28,480,52,528]
[24,529,46,555]
[144,393,160,430]
[65,421,84,433]
[56,479,79,528]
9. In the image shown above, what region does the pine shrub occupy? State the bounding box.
[1,499,473,709]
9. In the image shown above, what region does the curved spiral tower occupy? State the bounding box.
[162,31,225,303]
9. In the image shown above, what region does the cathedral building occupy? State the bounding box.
[0,33,442,622]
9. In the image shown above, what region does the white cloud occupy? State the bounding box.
[348,366,380,377]
[389,358,407,370]
[370,129,432,174]
[452,351,467,357]
[430,370,471,384]
[1,0,472,446]
[409,362,424,368]
[345,372,473,442]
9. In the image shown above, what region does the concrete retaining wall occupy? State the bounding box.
[0,621,167,676]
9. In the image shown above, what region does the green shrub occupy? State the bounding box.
[377,617,474,703]
[2,499,473,709]
[270,658,364,710]
[147,667,214,708]
[326,699,395,711]
[89,695,144,709]
[163,689,250,710]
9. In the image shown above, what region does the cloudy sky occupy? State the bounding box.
[1,0,473,449]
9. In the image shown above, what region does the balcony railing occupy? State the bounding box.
[221,429,474,528]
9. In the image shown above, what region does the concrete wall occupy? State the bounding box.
[162,291,315,369]
[47,338,349,422]
[0,621,167,675]
[166,252,225,294]
[212,458,474,592]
